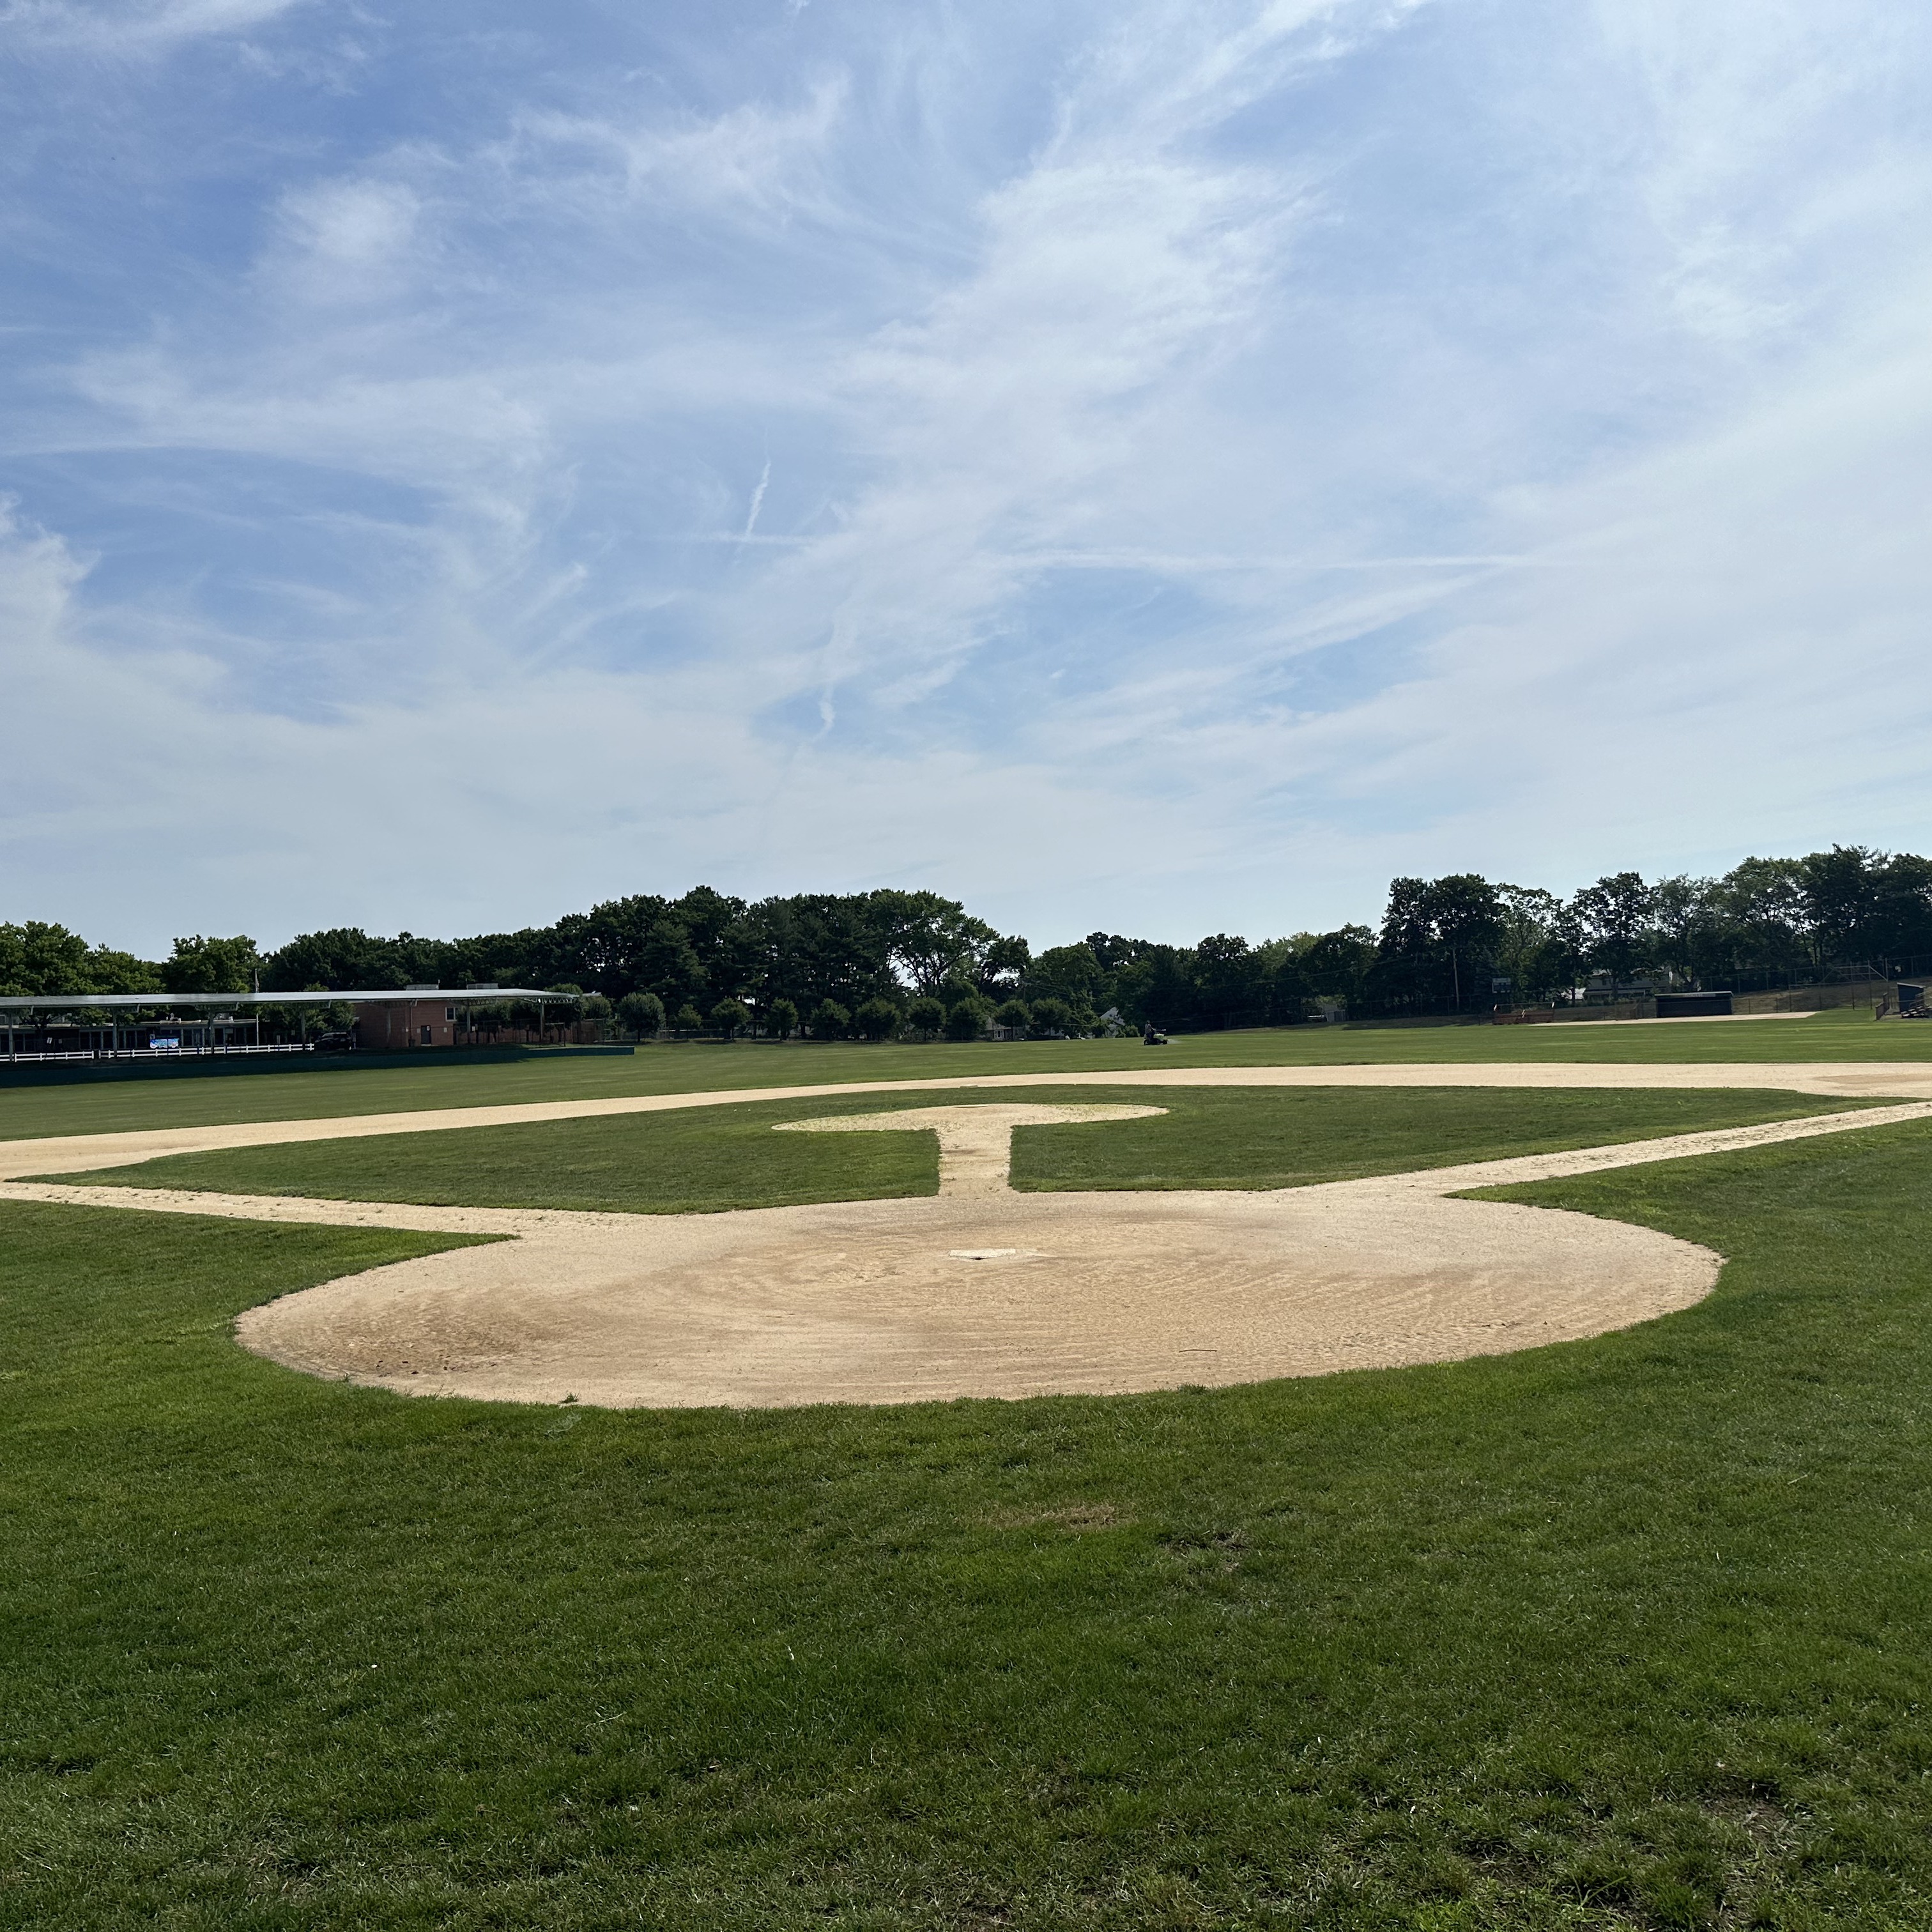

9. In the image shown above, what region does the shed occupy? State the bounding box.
[1655,991,1733,1018]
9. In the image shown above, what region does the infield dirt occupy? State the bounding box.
[8,1077,1931,1408]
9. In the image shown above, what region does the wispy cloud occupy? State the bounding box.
[266,176,425,305]
[510,75,851,218]
[2,0,304,52]
[5,0,1932,951]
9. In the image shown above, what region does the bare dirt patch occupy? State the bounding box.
[222,1183,1719,1407]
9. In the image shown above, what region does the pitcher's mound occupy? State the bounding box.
[237,1186,1719,1408]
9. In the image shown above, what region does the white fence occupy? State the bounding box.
[2,1043,316,1065]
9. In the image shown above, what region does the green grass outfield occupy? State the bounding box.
[5,1117,1932,1928]
[3,1007,1928,1144]
[50,1085,1886,1213]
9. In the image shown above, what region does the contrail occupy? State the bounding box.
[740,457,771,543]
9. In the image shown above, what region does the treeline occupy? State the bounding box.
[6,846,1931,1035]
[1347,845,1932,1017]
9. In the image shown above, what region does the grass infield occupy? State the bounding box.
[44,1085,1884,1212]
[3,1006,1928,1145]
[4,1114,1932,1926]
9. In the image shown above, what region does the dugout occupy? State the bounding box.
[1655,991,1733,1018]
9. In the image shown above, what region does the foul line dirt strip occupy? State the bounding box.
[4,1061,1932,1182]
[1354,1098,1932,1193]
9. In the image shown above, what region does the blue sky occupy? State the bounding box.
[4,0,1931,954]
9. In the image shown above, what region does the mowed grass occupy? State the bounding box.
[47,1085,1885,1211]
[51,1087,942,1211]
[6,1119,1932,1927]
[2,1006,1926,1144]
[1006,1087,1888,1193]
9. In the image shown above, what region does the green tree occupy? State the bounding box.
[905,995,946,1039]
[1108,943,1195,1031]
[1797,845,1884,968]
[1568,873,1655,983]
[558,894,674,997]
[616,990,665,1039]
[470,999,513,1037]
[304,990,358,1036]
[1708,858,1807,976]
[1022,943,1106,1010]
[1298,926,1377,1015]
[82,946,164,996]
[944,995,992,1041]
[0,922,157,997]
[738,894,898,1018]
[1191,933,1271,1024]
[1641,878,1714,990]
[868,889,997,993]
[709,998,751,1040]
[1373,876,1504,1011]
[263,928,396,992]
[977,934,1031,997]
[937,972,979,1011]
[811,999,850,1040]
[854,997,901,1042]
[1027,996,1072,1038]
[638,921,708,1009]
[765,997,799,1041]
[672,1003,705,1033]
[670,886,753,1005]
[993,997,1030,1034]
[1267,953,1310,1023]
[1434,879,1505,1003]
[164,935,260,995]
[1870,853,1932,968]
[1494,885,1574,1001]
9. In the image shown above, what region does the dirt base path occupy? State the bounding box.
[9,1094,1931,1409]
[6,1059,1932,1182]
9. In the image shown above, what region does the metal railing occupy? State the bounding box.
[3,1043,316,1064]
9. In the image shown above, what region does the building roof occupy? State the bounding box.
[0,988,553,1013]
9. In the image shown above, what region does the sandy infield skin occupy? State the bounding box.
[8,1072,1932,1408]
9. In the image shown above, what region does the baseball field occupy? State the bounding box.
[6,1009,1932,1928]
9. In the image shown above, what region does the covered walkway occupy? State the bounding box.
[0,986,551,1064]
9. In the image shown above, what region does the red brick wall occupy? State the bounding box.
[352,1000,464,1050]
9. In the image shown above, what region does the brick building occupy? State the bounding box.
[352,991,471,1050]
